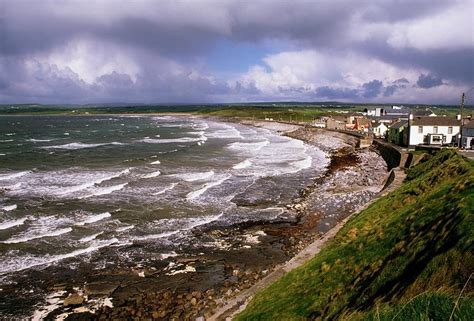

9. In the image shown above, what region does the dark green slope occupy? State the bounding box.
[236,150,474,321]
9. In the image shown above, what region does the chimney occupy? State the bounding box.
[456,114,461,120]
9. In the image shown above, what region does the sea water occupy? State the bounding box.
[0,115,328,283]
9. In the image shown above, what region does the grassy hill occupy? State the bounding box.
[236,150,474,320]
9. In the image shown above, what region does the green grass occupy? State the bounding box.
[236,150,474,320]
[198,106,333,122]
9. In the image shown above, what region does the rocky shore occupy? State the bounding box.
[20,120,388,321]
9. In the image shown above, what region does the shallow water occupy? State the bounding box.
[0,115,327,285]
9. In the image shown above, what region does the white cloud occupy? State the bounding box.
[387,2,474,50]
[238,50,418,95]
[45,40,140,84]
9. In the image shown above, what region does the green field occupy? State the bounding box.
[236,150,474,320]
[0,103,468,120]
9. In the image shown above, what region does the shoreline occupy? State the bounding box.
[2,116,391,320]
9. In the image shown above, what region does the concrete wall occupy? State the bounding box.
[372,139,404,170]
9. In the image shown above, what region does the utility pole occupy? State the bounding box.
[459,92,465,148]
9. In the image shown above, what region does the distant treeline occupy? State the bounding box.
[0,102,469,116]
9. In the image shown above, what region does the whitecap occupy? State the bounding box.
[56,170,129,197]
[0,171,30,181]
[2,227,72,244]
[153,183,178,195]
[79,232,104,243]
[134,213,223,241]
[79,183,127,199]
[134,230,180,241]
[2,204,17,211]
[186,175,231,200]
[116,225,135,232]
[0,139,14,143]
[206,125,244,139]
[172,170,214,182]
[27,138,53,142]
[41,142,124,150]
[0,238,119,274]
[227,140,270,152]
[233,159,252,170]
[150,160,161,165]
[141,136,206,144]
[0,217,28,230]
[142,171,161,178]
[75,212,111,225]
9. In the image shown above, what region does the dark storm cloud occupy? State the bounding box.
[361,80,383,98]
[356,39,474,85]
[315,80,406,100]
[314,86,360,100]
[0,0,472,103]
[416,73,444,88]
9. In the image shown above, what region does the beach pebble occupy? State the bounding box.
[63,293,84,306]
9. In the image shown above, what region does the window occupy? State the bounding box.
[448,126,453,134]
[432,135,442,143]
[418,126,423,133]
[433,126,438,134]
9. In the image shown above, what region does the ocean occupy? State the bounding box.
[0,115,327,299]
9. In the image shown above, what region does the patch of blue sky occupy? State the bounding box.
[206,38,287,76]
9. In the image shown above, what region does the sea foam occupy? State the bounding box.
[172,170,215,182]
[75,212,112,225]
[0,171,30,181]
[1,204,17,211]
[186,175,231,200]
[0,217,28,230]
[2,228,73,244]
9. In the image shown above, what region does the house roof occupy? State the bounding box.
[464,120,474,128]
[390,120,408,129]
[369,115,407,121]
[411,116,460,126]
[413,110,434,116]
[384,108,410,115]
[372,120,387,128]
[356,118,370,126]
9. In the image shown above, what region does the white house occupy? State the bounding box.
[364,107,383,117]
[408,115,461,147]
[371,121,388,138]
[461,120,474,149]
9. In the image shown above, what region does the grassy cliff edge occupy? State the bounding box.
[236,150,474,320]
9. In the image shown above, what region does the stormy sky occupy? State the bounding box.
[0,0,473,104]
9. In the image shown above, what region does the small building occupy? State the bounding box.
[383,108,410,117]
[371,121,388,138]
[408,115,461,147]
[312,117,327,128]
[364,107,383,117]
[369,114,408,124]
[326,116,346,130]
[387,120,408,146]
[461,120,474,149]
[354,117,370,132]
